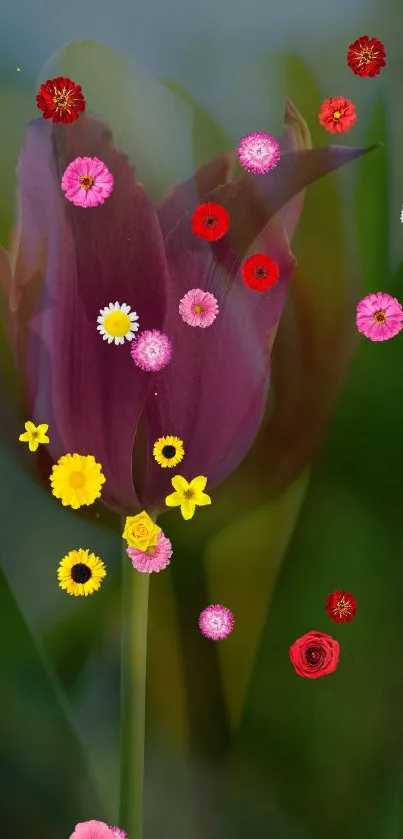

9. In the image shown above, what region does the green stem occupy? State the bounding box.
[119,528,150,839]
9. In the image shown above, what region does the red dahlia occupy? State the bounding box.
[318,96,357,135]
[242,253,279,292]
[346,35,386,78]
[325,590,357,624]
[36,76,86,123]
[191,202,230,242]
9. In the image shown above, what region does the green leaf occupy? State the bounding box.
[0,566,107,834]
[0,84,36,246]
[38,40,194,201]
[162,79,232,170]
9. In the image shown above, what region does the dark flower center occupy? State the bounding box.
[373,309,386,324]
[184,489,195,500]
[305,646,322,665]
[71,563,92,583]
[254,266,267,279]
[161,445,176,459]
[204,215,217,228]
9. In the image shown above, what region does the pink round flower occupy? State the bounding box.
[198,604,234,640]
[179,288,219,328]
[130,329,172,371]
[109,828,127,839]
[69,820,115,839]
[127,531,173,573]
[356,292,403,341]
[237,131,281,174]
[61,156,114,207]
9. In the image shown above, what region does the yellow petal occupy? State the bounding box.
[190,475,207,493]
[19,432,29,442]
[195,492,211,507]
[28,440,39,452]
[41,434,50,444]
[37,423,49,434]
[180,500,196,520]
[171,475,189,493]
[24,421,36,432]
[165,491,181,507]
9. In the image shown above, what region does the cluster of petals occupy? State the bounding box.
[356,292,403,341]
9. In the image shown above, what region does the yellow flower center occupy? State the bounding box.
[134,524,148,537]
[69,470,86,489]
[373,309,386,324]
[146,545,156,555]
[53,92,70,108]
[79,175,94,190]
[31,430,39,439]
[183,489,195,500]
[333,111,341,119]
[193,304,203,313]
[103,311,131,338]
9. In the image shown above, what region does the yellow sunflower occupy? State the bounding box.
[57,548,106,596]
[50,453,106,509]
[153,435,185,468]
[19,420,49,452]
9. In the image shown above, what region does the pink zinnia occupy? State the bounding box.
[179,288,219,328]
[198,604,234,640]
[356,292,403,341]
[108,828,127,839]
[69,820,115,839]
[61,156,114,207]
[237,131,281,174]
[127,531,173,573]
[130,329,172,371]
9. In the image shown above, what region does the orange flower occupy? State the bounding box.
[318,97,357,134]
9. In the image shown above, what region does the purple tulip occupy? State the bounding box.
[1,101,377,515]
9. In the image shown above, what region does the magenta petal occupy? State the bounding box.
[14,116,170,512]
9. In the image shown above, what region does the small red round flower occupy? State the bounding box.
[36,76,86,123]
[191,202,230,242]
[289,631,339,679]
[318,97,357,134]
[242,253,280,291]
[347,35,386,78]
[325,590,357,624]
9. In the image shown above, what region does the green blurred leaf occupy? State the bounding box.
[0,566,107,835]
[162,79,232,170]
[38,40,194,201]
[0,84,36,245]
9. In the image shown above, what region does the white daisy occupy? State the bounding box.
[97,302,139,345]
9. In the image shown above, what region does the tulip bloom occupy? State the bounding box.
[1,101,375,516]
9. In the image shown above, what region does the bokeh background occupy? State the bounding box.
[1,1,403,838]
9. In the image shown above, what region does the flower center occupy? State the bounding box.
[69,470,86,489]
[146,545,156,555]
[373,309,386,324]
[71,563,92,583]
[183,489,195,500]
[135,524,148,537]
[192,304,203,313]
[161,445,176,459]
[361,48,374,64]
[305,646,321,665]
[204,215,217,228]
[79,175,94,190]
[53,92,70,108]
[31,430,39,439]
[333,110,342,119]
[334,597,352,617]
[254,266,267,279]
[103,311,131,337]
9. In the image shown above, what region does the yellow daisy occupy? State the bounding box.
[57,548,106,596]
[165,475,211,520]
[123,510,161,550]
[19,421,49,452]
[153,435,185,468]
[50,453,106,509]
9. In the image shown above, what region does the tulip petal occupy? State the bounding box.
[13,115,170,512]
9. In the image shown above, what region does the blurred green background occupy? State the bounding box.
[1,2,403,838]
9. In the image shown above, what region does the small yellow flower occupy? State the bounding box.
[165,475,211,520]
[19,421,49,452]
[57,548,106,596]
[123,511,161,550]
[153,435,185,468]
[50,453,106,509]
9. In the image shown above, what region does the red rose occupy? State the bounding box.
[289,630,339,679]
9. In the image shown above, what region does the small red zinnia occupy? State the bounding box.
[242,254,280,292]
[191,202,230,242]
[36,76,86,123]
[325,590,357,624]
[318,97,357,134]
[347,35,386,78]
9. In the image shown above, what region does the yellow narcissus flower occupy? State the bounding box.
[123,511,161,550]
[165,475,211,520]
[19,421,49,452]
[57,548,106,596]
[50,453,106,509]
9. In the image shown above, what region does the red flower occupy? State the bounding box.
[347,35,386,78]
[325,590,357,624]
[242,253,280,292]
[289,631,339,679]
[191,202,230,241]
[318,97,357,134]
[36,76,86,124]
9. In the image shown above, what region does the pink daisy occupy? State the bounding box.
[198,604,234,640]
[179,288,219,328]
[130,329,172,372]
[61,156,114,208]
[108,828,127,839]
[356,292,403,341]
[69,820,115,839]
[237,131,281,174]
[127,531,173,573]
